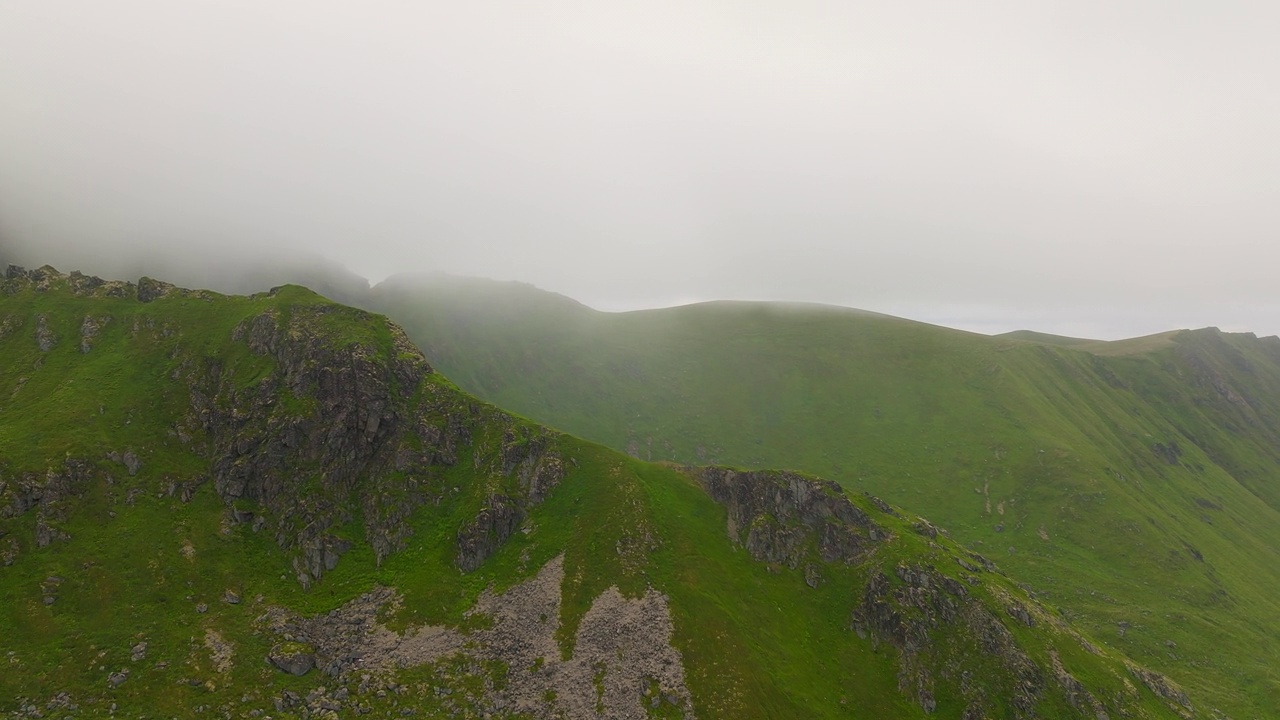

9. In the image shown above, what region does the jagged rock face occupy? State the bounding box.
[210,306,425,501]
[183,300,564,583]
[853,564,1045,718]
[456,494,523,573]
[693,467,886,567]
[1,459,96,552]
[182,303,457,584]
[851,562,1194,720]
[456,428,566,572]
[3,462,75,518]
[496,430,565,504]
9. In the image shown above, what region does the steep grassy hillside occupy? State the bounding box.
[0,266,1188,719]
[371,274,1280,719]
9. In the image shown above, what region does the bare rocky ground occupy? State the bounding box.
[263,555,694,719]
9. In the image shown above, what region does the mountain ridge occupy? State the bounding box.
[0,265,1191,718]
[369,272,1280,719]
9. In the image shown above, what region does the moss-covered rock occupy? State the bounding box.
[267,642,316,676]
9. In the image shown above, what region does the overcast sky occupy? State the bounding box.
[2,1,1278,339]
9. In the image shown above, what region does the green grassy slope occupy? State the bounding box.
[0,267,1185,719]
[371,274,1280,719]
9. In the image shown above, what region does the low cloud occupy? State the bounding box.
[3,1,1278,339]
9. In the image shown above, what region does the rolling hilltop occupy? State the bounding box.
[0,265,1191,718]
[371,273,1280,719]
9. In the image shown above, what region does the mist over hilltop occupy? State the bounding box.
[4,2,1280,338]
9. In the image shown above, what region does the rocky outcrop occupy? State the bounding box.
[105,451,141,477]
[852,563,1044,717]
[4,266,134,299]
[1048,651,1109,718]
[34,314,56,352]
[78,315,110,353]
[184,302,452,585]
[66,270,104,295]
[136,276,178,303]
[456,426,565,572]
[693,467,886,567]
[1,460,97,552]
[26,266,67,293]
[0,314,21,342]
[495,429,565,504]
[1128,663,1194,718]
[1,537,18,566]
[177,299,565,583]
[456,494,523,573]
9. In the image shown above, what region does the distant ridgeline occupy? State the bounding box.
[371,272,1280,719]
[0,265,1192,719]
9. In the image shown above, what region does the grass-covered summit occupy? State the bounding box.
[370,273,1280,719]
[0,265,1189,718]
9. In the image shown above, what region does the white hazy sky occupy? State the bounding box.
[1,1,1278,339]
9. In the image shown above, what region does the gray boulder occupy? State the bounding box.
[267,643,316,676]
